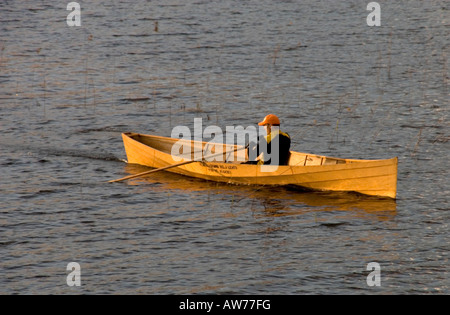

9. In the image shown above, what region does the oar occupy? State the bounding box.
[108,144,247,183]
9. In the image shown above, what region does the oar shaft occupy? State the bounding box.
[109,145,247,183]
[108,159,194,183]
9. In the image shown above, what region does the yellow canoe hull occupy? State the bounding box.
[121,132,398,199]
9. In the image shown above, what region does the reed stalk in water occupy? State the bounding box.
[387,31,393,80]
[36,48,47,119]
[0,44,5,67]
[84,57,88,109]
[411,128,423,157]
[442,50,448,91]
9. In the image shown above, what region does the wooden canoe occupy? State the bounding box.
[121,132,398,199]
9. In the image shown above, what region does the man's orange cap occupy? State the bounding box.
[258,114,281,126]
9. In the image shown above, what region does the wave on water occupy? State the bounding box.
[2,141,122,162]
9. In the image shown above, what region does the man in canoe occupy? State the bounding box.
[245,114,291,165]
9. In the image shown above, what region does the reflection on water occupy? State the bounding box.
[123,163,397,220]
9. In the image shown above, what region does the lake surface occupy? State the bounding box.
[0,0,448,294]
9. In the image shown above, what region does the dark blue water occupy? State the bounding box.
[1,0,448,294]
